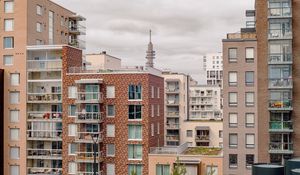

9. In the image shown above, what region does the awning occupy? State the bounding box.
[195,126,210,130]
[179,159,201,164]
[165,79,180,82]
[75,79,103,84]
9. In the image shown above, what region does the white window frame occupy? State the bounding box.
[10,91,20,104]
[10,110,19,123]
[4,19,14,31]
[3,55,13,66]
[68,86,77,99]
[10,147,20,159]
[246,134,255,148]
[10,73,20,86]
[10,128,19,141]
[36,5,43,15]
[4,1,14,13]
[107,86,115,98]
[68,124,77,136]
[106,124,115,137]
[107,144,115,157]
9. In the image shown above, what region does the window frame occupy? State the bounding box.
[228,48,238,63]
[229,113,238,128]
[229,133,238,148]
[246,47,255,63]
[228,71,238,86]
[228,92,238,107]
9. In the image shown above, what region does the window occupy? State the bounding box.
[151,86,155,98]
[229,113,238,128]
[245,71,254,86]
[246,48,254,62]
[48,11,54,44]
[36,22,42,32]
[246,134,255,148]
[10,91,19,104]
[228,72,237,86]
[68,86,77,98]
[107,144,115,157]
[229,134,238,148]
[246,113,255,128]
[128,84,142,100]
[4,19,14,31]
[128,125,142,140]
[36,5,42,15]
[10,110,19,123]
[151,105,154,117]
[229,92,237,107]
[128,164,143,175]
[10,128,19,141]
[156,164,170,175]
[3,55,13,65]
[229,48,237,62]
[68,124,77,136]
[129,105,142,120]
[10,147,19,159]
[107,124,115,137]
[157,87,160,98]
[246,154,254,169]
[157,123,160,134]
[68,105,76,116]
[36,39,43,45]
[107,164,115,175]
[157,105,160,116]
[68,143,77,155]
[68,162,77,174]
[4,1,14,13]
[10,165,19,175]
[107,105,115,117]
[10,73,20,86]
[229,154,238,168]
[107,86,115,98]
[4,37,14,48]
[206,165,218,175]
[128,144,142,160]
[186,130,193,137]
[219,130,223,138]
[246,92,255,107]
[151,123,154,136]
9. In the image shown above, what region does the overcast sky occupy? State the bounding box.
[53,0,254,83]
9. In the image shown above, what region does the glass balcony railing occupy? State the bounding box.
[27,130,62,140]
[75,132,102,143]
[75,112,102,123]
[76,92,103,103]
[269,142,293,153]
[269,78,292,88]
[269,121,293,132]
[27,149,62,159]
[27,60,62,71]
[195,135,210,141]
[166,111,179,117]
[269,100,292,110]
[69,38,86,49]
[269,29,292,39]
[166,135,180,141]
[76,151,102,162]
[166,123,180,129]
[269,53,292,64]
[166,87,180,93]
[166,99,179,105]
[27,93,62,103]
[69,24,86,35]
[269,7,292,18]
[27,167,62,175]
[27,111,62,120]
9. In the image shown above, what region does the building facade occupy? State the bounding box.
[0,0,85,174]
[203,53,223,87]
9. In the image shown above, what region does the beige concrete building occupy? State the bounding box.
[148,142,223,175]
[85,52,122,70]
[0,0,85,174]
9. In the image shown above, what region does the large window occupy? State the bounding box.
[245,71,254,86]
[10,73,20,86]
[107,144,115,157]
[107,86,115,98]
[68,162,77,174]
[4,1,14,13]
[107,124,115,137]
[246,134,255,148]
[156,164,170,175]
[68,124,77,136]
[228,72,237,86]
[36,5,43,15]
[246,48,254,62]
[129,105,142,120]
[3,55,13,66]
[229,113,238,128]
[229,92,237,107]
[229,48,237,62]
[4,19,14,31]
[107,164,115,175]
[68,143,77,155]
[128,144,142,160]
[246,154,254,169]
[10,128,19,141]
[129,84,142,100]
[128,125,142,140]
[4,37,14,48]
[10,147,19,159]
[10,110,19,123]
[229,154,238,168]
[246,92,255,107]
[68,105,76,116]
[68,86,77,98]
[246,113,255,128]
[229,134,238,148]
[128,164,143,175]
[48,11,54,44]
[10,165,19,175]
[269,40,292,63]
[10,91,19,104]
[36,22,42,32]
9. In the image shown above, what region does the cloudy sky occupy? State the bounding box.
[53,0,254,83]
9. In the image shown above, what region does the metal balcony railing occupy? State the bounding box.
[166,99,179,105]
[269,7,292,18]
[269,121,293,132]
[27,167,62,175]
[27,93,62,103]
[27,149,62,159]
[27,111,62,120]
[76,92,103,103]
[269,53,292,64]
[269,78,292,89]
[166,123,180,129]
[75,132,102,143]
[269,142,293,154]
[269,29,292,39]
[166,87,179,93]
[75,112,103,123]
[75,151,102,162]
[166,111,179,117]
[27,130,62,140]
[195,135,210,141]
[27,60,62,71]
[166,135,180,141]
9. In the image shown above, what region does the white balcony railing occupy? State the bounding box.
[27,111,62,121]
[27,93,62,103]
[75,112,103,123]
[27,149,62,159]
[76,92,103,103]
[75,132,102,143]
[27,130,62,140]
[76,151,102,162]
[27,60,62,71]
[27,167,62,175]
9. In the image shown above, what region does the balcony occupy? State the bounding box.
[27,93,62,103]
[27,149,62,160]
[27,167,62,175]
[27,130,62,141]
[269,100,292,110]
[166,99,179,106]
[166,135,180,141]
[269,7,292,18]
[269,142,293,154]
[77,172,102,175]
[166,111,180,118]
[75,132,102,143]
[69,38,86,49]
[166,85,180,94]
[195,135,210,142]
[27,111,62,121]
[75,151,103,163]
[269,78,292,89]
[27,60,62,71]
[269,121,293,132]
[268,53,292,64]
[166,123,180,129]
[76,92,103,103]
[269,29,292,40]
[75,112,103,123]
[69,24,86,35]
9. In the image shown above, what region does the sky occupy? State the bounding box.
[53,0,255,83]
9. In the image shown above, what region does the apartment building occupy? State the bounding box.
[0,0,85,175]
[64,55,165,175]
[0,69,4,174]
[203,53,223,87]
